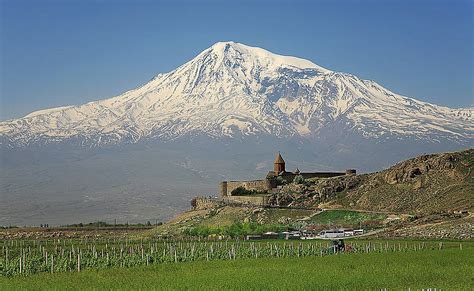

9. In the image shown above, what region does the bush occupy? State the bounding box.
[293,175,305,184]
[231,186,256,196]
[276,176,287,186]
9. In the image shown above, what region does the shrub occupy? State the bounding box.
[293,175,305,184]
[276,176,287,186]
[231,186,256,196]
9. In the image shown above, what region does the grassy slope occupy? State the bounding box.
[147,207,313,236]
[1,248,471,290]
[308,209,387,225]
[262,208,314,221]
[150,208,389,237]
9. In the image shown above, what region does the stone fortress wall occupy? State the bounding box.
[193,195,268,209]
[222,195,268,206]
[220,180,275,196]
[220,172,357,197]
[194,153,356,209]
[279,171,353,184]
[217,153,356,206]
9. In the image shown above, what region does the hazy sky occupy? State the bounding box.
[1,0,472,120]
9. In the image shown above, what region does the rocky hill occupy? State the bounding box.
[151,149,473,239]
[274,148,473,215]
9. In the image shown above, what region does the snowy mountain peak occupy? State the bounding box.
[203,41,331,73]
[0,42,472,147]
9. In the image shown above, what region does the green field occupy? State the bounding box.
[2,237,468,277]
[263,208,315,220]
[309,209,387,227]
[1,247,471,290]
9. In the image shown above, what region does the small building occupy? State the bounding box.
[262,231,279,239]
[245,235,262,240]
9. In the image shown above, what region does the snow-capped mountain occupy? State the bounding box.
[1,41,472,226]
[1,41,472,147]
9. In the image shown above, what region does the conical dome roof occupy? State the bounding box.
[274,152,285,164]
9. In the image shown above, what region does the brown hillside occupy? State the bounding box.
[300,148,473,214]
[148,149,473,240]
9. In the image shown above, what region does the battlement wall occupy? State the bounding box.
[281,170,356,183]
[193,195,269,209]
[222,195,269,206]
[220,170,356,196]
[301,172,347,179]
[220,180,272,197]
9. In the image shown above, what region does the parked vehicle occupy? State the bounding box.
[319,228,364,238]
[319,229,345,238]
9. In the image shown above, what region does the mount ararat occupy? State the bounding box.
[0,42,472,226]
[1,41,472,147]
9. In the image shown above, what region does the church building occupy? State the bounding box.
[220,152,356,198]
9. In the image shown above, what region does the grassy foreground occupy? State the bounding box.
[1,248,471,290]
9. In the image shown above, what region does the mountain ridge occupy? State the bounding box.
[1,41,472,148]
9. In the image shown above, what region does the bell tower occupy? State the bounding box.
[274,152,286,174]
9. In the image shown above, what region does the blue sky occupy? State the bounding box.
[1,0,472,120]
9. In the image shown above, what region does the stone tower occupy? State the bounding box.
[220,181,228,197]
[274,152,285,174]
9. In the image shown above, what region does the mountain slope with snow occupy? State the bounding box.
[1,41,472,147]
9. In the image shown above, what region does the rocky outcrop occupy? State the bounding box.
[266,149,473,215]
[383,150,465,184]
